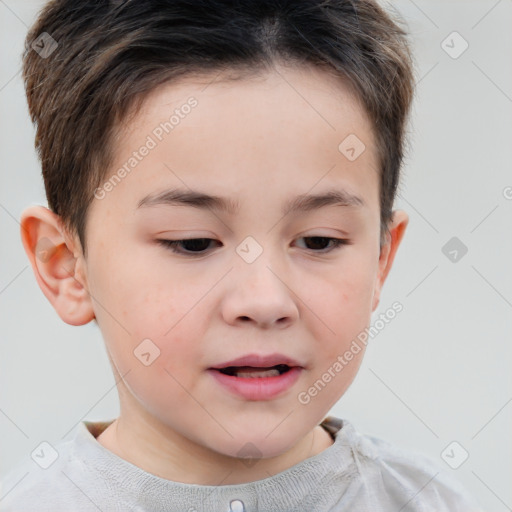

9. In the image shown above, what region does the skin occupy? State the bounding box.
[20,63,408,485]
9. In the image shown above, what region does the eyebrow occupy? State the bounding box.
[136,187,365,217]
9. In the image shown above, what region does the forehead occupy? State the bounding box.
[123,63,374,149]
[100,64,379,220]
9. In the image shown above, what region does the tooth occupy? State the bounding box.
[235,368,281,378]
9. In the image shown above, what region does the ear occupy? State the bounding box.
[20,205,95,326]
[372,209,409,311]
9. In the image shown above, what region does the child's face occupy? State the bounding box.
[33,65,407,466]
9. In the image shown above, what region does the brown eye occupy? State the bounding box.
[157,238,220,255]
[296,237,349,252]
[156,236,349,257]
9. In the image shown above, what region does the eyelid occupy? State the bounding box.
[156,237,220,255]
[156,235,350,257]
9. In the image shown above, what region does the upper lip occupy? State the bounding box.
[210,353,303,369]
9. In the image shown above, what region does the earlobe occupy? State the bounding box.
[371,210,409,311]
[20,205,95,326]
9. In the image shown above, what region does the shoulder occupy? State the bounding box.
[1,440,78,510]
[0,432,101,512]
[331,418,484,511]
[0,421,123,512]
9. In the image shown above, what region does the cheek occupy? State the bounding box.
[302,253,377,379]
[90,249,182,331]
[310,258,376,327]
[87,251,203,372]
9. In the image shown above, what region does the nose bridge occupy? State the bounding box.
[234,235,285,292]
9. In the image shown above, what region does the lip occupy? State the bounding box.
[211,353,303,370]
[208,352,305,401]
[207,366,303,400]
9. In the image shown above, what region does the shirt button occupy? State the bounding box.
[229,499,246,512]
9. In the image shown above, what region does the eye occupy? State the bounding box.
[157,236,349,256]
[295,236,349,252]
[157,238,220,255]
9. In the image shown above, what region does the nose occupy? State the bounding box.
[221,253,299,329]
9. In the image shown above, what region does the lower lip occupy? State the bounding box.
[207,367,303,400]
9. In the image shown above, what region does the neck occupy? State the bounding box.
[96,412,334,485]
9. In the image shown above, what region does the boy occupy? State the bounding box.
[1,0,484,510]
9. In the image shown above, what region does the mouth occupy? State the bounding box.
[214,364,293,378]
[208,354,304,400]
[210,352,304,377]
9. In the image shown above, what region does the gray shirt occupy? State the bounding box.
[0,416,483,511]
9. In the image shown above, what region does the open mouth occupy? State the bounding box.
[208,360,303,400]
[215,364,292,378]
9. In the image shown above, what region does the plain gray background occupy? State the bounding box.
[1,1,511,510]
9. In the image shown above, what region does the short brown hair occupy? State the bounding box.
[22,0,415,256]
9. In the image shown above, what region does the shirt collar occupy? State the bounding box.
[75,415,358,512]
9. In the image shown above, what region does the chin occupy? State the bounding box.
[210,428,302,462]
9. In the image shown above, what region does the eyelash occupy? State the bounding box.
[156,236,350,256]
